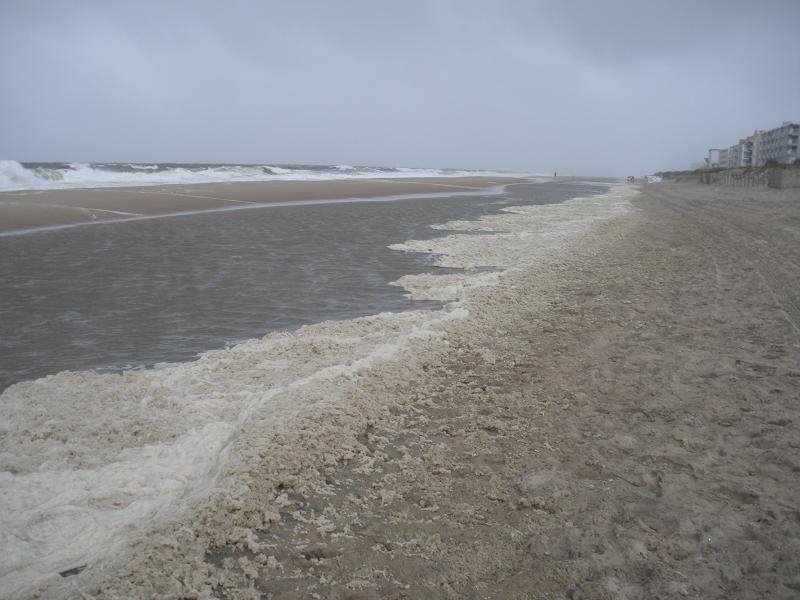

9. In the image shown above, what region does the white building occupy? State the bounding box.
[718,147,730,169]
[729,144,742,168]
[757,122,799,165]
[750,130,764,167]
[706,148,721,169]
[703,121,797,170]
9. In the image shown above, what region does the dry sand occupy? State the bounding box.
[28,182,800,599]
[0,177,520,234]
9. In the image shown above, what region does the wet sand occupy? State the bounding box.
[21,182,800,598]
[0,177,521,234]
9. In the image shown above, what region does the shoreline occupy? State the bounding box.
[27,181,800,599]
[0,182,626,598]
[0,176,525,235]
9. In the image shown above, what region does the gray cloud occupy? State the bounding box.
[2,0,799,175]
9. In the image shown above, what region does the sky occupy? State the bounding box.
[1,0,799,176]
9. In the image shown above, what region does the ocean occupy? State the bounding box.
[0,160,522,192]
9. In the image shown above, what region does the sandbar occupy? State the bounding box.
[0,176,523,234]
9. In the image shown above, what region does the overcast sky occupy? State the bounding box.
[1,0,798,175]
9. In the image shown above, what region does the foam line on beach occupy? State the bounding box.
[0,184,636,598]
[0,309,466,598]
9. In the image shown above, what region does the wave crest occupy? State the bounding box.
[0,160,525,192]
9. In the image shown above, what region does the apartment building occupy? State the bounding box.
[729,144,742,168]
[750,130,763,166]
[718,147,730,169]
[702,122,797,169]
[706,148,721,169]
[757,121,799,165]
[737,137,755,167]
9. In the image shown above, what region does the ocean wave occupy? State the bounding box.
[0,160,524,192]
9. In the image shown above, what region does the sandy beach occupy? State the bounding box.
[0,177,521,234]
[13,181,794,599]
[5,2,798,597]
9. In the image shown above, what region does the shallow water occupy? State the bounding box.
[0,180,609,391]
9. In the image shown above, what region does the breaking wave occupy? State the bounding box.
[0,160,523,192]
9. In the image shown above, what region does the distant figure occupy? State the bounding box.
[553,171,557,178]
